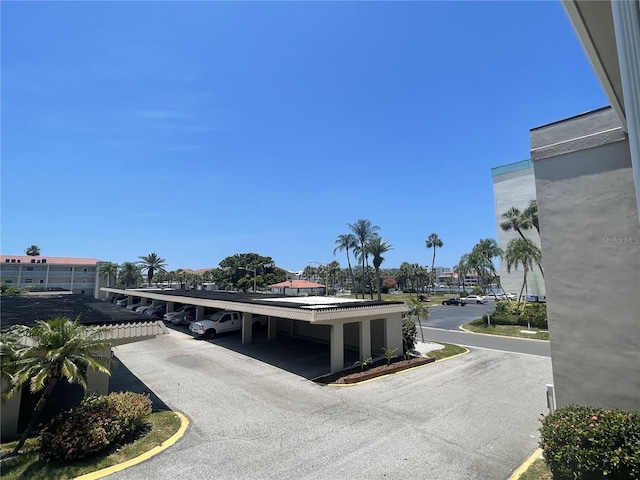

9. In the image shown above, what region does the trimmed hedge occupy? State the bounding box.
[480,301,547,329]
[539,404,640,479]
[39,392,152,462]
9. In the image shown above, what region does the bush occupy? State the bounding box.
[484,301,548,329]
[402,316,417,352]
[539,405,640,480]
[39,392,152,462]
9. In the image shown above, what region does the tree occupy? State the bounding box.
[454,255,471,293]
[406,298,429,343]
[333,233,358,296]
[523,199,539,235]
[3,317,112,456]
[24,245,40,256]
[216,253,285,291]
[425,233,443,297]
[504,238,542,311]
[118,262,142,287]
[469,239,503,296]
[347,219,380,299]
[98,262,119,288]
[138,253,168,287]
[367,235,393,301]
[500,207,531,240]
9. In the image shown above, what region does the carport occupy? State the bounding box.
[101,288,408,373]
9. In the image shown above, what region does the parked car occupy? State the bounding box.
[465,295,488,304]
[144,305,167,317]
[115,298,129,307]
[125,302,142,311]
[190,311,267,339]
[442,298,466,306]
[164,306,197,325]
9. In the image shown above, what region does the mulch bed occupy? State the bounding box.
[314,356,435,385]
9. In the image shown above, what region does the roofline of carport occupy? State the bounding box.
[101,288,408,324]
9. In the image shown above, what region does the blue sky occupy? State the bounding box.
[1,1,608,272]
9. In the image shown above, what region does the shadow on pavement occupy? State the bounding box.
[109,356,170,411]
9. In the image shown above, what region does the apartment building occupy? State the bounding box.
[0,255,106,297]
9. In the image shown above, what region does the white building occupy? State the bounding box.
[491,159,545,297]
[0,255,107,297]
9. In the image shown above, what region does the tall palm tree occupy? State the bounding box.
[118,262,142,287]
[367,235,393,301]
[504,238,542,309]
[334,233,358,296]
[425,233,443,297]
[470,239,503,295]
[138,253,168,287]
[4,317,112,456]
[98,262,119,288]
[347,219,380,299]
[500,207,531,240]
[24,245,40,256]
[326,260,341,292]
[407,298,428,343]
[523,199,539,235]
[454,255,471,293]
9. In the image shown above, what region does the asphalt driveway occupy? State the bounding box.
[108,330,552,480]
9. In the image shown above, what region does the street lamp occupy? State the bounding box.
[309,261,327,295]
[239,266,257,294]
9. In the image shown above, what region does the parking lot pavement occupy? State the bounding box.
[108,330,552,480]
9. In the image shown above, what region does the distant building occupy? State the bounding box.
[0,255,107,297]
[491,159,545,297]
[269,279,325,295]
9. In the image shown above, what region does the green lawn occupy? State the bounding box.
[426,342,468,360]
[0,411,182,480]
[463,321,549,340]
[517,458,553,480]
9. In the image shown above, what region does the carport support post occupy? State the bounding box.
[330,323,344,373]
[359,319,371,361]
[196,306,205,321]
[167,302,175,313]
[242,313,253,344]
[267,316,277,340]
[384,313,404,356]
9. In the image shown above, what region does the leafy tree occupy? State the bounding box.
[216,253,285,291]
[504,238,542,312]
[523,199,539,235]
[348,219,380,299]
[500,203,544,277]
[3,317,112,456]
[98,262,118,288]
[118,262,142,287]
[24,245,40,256]
[382,276,397,293]
[425,233,443,297]
[138,253,168,287]
[406,298,428,343]
[469,239,503,296]
[334,233,358,296]
[367,235,393,301]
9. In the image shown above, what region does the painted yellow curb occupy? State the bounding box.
[508,448,543,480]
[74,411,189,480]
[326,347,470,387]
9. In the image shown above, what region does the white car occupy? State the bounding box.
[164,306,196,325]
[465,295,488,304]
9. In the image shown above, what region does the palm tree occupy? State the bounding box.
[347,219,380,299]
[504,238,542,312]
[454,255,471,294]
[4,317,112,456]
[425,233,443,297]
[367,235,393,301]
[138,253,168,287]
[24,245,40,256]
[470,239,503,295]
[500,207,531,240]
[407,298,428,343]
[118,262,142,287]
[334,234,358,296]
[98,262,119,288]
[523,199,539,235]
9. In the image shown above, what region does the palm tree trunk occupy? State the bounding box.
[346,251,356,298]
[429,248,436,299]
[11,378,58,456]
[375,267,382,301]
[366,257,374,300]
[361,252,366,300]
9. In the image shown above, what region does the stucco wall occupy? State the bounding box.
[492,163,545,297]
[532,112,640,411]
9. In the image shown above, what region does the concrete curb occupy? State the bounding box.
[325,347,470,387]
[507,448,543,480]
[74,411,189,480]
[458,325,550,342]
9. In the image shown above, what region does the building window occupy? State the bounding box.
[24,279,33,284]
[5,279,12,283]
[39,279,44,284]
[27,267,34,271]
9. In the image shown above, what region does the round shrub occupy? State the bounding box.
[39,392,152,462]
[540,404,640,480]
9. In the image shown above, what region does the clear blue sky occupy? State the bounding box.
[1,1,608,272]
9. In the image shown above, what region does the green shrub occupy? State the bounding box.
[486,301,548,329]
[39,392,152,462]
[470,287,485,295]
[539,404,640,480]
[402,316,417,352]
[0,283,24,296]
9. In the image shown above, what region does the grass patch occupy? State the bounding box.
[427,342,467,360]
[0,410,182,480]
[463,320,549,340]
[517,458,553,480]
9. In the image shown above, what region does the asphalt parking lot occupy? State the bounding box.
[108,329,553,480]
